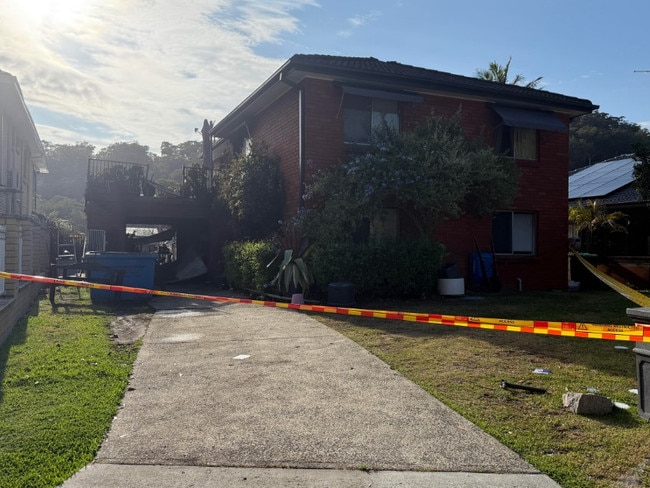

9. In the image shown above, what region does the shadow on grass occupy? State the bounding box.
[0,298,37,405]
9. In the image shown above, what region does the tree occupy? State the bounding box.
[633,143,650,200]
[154,141,203,185]
[569,112,650,170]
[214,142,285,239]
[568,199,628,254]
[39,142,96,200]
[36,195,86,233]
[305,112,519,243]
[96,141,153,165]
[475,57,543,88]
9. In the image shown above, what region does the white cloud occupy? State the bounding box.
[347,10,381,27]
[0,0,318,153]
[337,10,381,38]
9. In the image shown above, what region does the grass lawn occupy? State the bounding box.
[313,288,650,488]
[0,288,145,488]
[2,284,649,487]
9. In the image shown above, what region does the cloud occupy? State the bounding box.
[0,0,318,152]
[347,10,381,27]
[337,10,381,39]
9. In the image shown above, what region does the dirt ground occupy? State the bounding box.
[109,312,152,345]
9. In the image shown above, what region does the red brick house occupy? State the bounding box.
[209,54,597,290]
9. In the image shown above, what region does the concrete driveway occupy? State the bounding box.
[62,293,560,487]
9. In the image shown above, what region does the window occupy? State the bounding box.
[492,211,536,255]
[498,126,537,160]
[344,95,399,145]
[491,105,567,161]
[370,208,399,239]
[242,137,253,156]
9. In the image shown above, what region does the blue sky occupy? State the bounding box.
[1,0,649,154]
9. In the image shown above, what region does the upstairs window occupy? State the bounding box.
[498,126,538,160]
[344,95,399,145]
[491,105,567,162]
[492,211,536,255]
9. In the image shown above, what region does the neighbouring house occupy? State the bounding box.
[210,54,597,291]
[569,155,650,287]
[0,69,50,345]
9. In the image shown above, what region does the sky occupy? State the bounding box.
[1,0,649,155]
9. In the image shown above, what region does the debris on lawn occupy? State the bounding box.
[563,392,613,415]
[501,380,547,394]
[533,368,551,374]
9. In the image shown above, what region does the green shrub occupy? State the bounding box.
[215,143,284,239]
[223,240,276,292]
[310,238,446,299]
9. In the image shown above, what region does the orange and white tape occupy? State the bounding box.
[1,270,648,343]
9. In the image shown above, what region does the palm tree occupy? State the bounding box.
[475,57,543,89]
[568,199,628,253]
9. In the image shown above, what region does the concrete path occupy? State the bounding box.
[62,293,560,487]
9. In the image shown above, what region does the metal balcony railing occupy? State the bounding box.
[181,166,212,199]
[87,159,149,195]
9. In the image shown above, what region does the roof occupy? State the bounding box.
[569,156,642,205]
[289,55,597,112]
[211,54,598,138]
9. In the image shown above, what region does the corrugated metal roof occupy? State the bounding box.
[569,157,637,199]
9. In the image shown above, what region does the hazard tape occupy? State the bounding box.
[570,249,650,307]
[1,270,649,343]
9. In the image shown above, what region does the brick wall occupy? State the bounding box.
[248,89,301,217]
[240,78,571,290]
[435,114,572,290]
[302,78,347,176]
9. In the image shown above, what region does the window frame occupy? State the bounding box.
[343,95,400,145]
[497,125,538,161]
[492,211,537,255]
